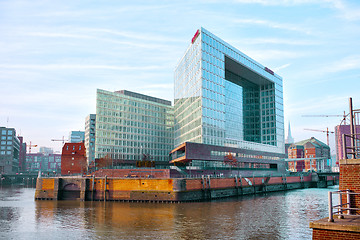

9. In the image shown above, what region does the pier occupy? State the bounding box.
[35,172,338,202]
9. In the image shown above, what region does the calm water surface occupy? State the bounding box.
[0,185,338,240]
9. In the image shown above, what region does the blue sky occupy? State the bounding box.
[1,0,360,154]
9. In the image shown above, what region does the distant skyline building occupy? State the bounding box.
[287,137,330,172]
[85,114,96,165]
[26,153,61,173]
[69,131,85,143]
[0,127,20,174]
[171,28,285,170]
[18,136,27,172]
[39,146,54,155]
[95,89,174,165]
[285,122,294,144]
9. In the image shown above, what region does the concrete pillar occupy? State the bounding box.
[80,178,87,201]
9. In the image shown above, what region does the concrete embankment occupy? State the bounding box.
[35,173,338,202]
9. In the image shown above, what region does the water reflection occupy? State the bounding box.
[1,186,338,240]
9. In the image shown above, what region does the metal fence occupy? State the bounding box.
[328,190,360,222]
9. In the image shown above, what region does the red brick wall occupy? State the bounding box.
[339,161,360,210]
[61,142,87,175]
[313,229,360,239]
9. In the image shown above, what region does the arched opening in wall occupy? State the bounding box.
[60,183,80,200]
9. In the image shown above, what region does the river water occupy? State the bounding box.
[0,185,338,240]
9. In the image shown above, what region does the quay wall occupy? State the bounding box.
[35,173,338,202]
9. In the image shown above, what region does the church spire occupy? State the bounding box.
[285,121,294,144]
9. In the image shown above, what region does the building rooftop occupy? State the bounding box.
[115,90,171,106]
[295,137,329,148]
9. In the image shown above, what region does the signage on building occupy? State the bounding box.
[192,29,200,44]
[265,67,274,75]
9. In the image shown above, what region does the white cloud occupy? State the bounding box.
[274,63,291,72]
[238,37,321,46]
[231,0,319,5]
[234,18,312,34]
[325,0,360,21]
[321,55,360,73]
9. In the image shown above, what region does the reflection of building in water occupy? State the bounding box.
[172,28,285,171]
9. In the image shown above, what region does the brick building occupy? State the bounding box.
[287,137,330,172]
[61,142,87,175]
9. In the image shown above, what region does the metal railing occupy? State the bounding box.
[328,190,360,222]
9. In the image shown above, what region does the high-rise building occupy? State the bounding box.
[69,131,85,143]
[95,89,174,165]
[171,28,285,169]
[85,114,96,165]
[335,125,360,162]
[0,127,20,174]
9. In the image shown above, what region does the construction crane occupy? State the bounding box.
[302,111,348,125]
[27,141,38,153]
[51,136,68,146]
[304,127,334,146]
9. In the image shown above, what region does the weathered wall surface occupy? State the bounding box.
[35,173,337,202]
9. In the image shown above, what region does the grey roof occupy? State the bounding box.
[294,137,329,148]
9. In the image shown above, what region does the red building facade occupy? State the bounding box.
[61,142,87,175]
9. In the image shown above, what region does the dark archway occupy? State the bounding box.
[61,183,80,200]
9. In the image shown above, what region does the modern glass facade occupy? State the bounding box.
[95,89,174,163]
[174,28,284,154]
[0,127,20,174]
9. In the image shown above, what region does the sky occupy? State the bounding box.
[1,0,360,154]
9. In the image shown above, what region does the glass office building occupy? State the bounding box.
[95,89,174,164]
[174,28,284,155]
[0,127,20,174]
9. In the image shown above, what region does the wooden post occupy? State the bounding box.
[104,175,107,202]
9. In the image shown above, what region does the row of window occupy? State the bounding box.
[1,130,13,135]
[0,151,12,155]
[211,150,280,160]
